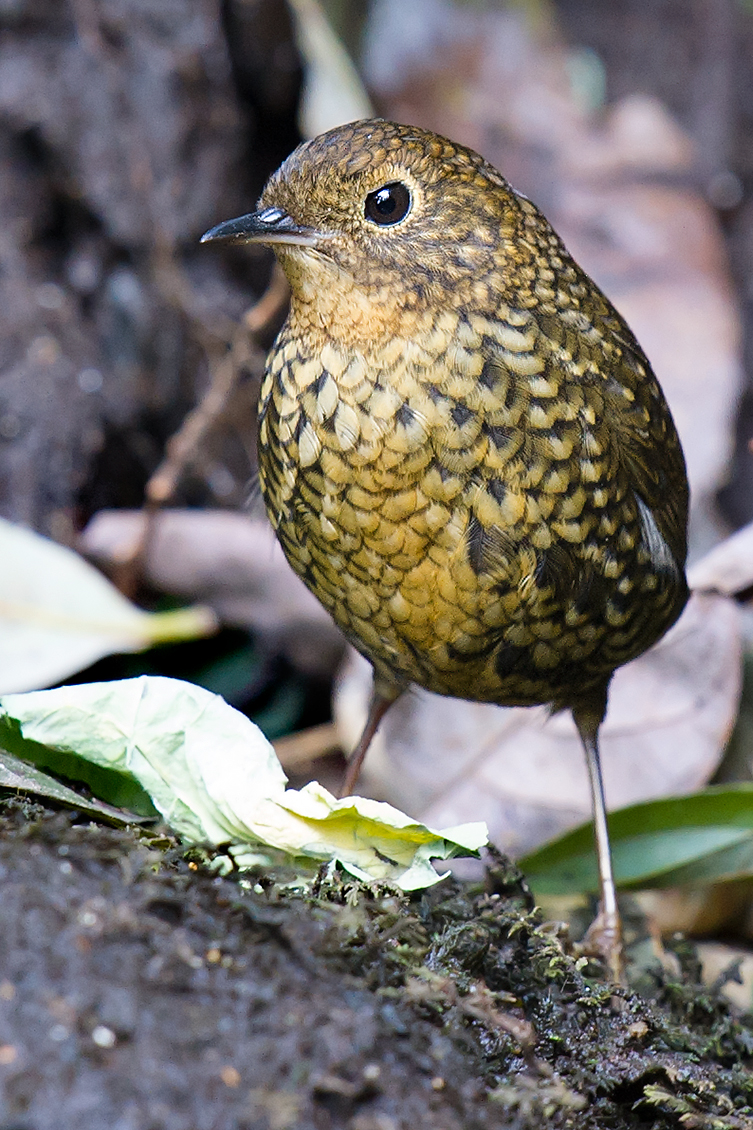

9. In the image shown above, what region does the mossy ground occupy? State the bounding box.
[0,799,751,1129]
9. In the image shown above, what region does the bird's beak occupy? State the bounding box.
[200,207,322,248]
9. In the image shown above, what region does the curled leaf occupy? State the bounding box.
[0,676,486,890]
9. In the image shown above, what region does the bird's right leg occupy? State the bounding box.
[572,701,625,986]
[338,678,403,798]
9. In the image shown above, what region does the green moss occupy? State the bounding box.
[272,852,753,1128]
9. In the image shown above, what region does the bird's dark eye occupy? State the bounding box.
[364,182,412,226]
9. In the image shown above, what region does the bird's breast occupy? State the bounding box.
[256,313,685,706]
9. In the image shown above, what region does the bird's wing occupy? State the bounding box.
[597,314,689,571]
[448,307,688,592]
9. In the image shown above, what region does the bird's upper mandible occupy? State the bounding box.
[201,118,545,324]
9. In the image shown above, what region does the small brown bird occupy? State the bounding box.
[202,119,689,979]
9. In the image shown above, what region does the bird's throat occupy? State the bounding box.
[276,246,425,350]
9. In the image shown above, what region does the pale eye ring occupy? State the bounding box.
[364,182,412,226]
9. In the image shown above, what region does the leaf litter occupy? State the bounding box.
[0,679,751,1126]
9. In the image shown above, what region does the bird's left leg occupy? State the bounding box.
[338,676,403,798]
[572,698,625,985]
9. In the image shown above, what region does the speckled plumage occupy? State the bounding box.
[249,120,689,725]
[203,119,691,977]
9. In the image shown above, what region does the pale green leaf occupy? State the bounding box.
[227,781,488,889]
[0,517,217,693]
[0,677,487,889]
[0,677,285,842]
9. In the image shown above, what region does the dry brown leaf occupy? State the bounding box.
[687,521,753,597]
[558,174,740,552]
[80,509,344,677]
[562,94,695,178]
[635,883,753,941]
[334,593,741,858]
[695,941,753,1011]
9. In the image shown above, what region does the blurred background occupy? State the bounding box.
[3,0,753,983]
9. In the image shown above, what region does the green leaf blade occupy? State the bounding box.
[0,748,152,824]
[519,784,753,895]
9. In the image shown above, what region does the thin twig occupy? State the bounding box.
[110,249,289,595]
[273,722,342,771]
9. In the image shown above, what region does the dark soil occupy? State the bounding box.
[1,801,752,1130]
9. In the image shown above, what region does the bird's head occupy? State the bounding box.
[201,119,527,342]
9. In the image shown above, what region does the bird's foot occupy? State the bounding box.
[580,905,625,987]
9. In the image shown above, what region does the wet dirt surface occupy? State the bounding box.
[0,802,752,1130]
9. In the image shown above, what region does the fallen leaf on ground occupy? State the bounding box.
[0,748,151,825]
[687,521,753,597]
[0,676,486,890]
[696,941,753,1012]
[0,518,217,695]
[80,510,344,677]
[634,882,753,940]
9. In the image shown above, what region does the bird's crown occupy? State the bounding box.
[256,119,526,298]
